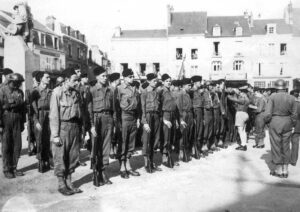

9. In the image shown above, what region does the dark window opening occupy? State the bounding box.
[176,48,182,60]
[139,63,146,76]
[213,42,220,56]
[41,34,45,46]
[258,63,261,76]
[77,47,80,60]
[280,43,287,55]
[68,44,72,57]
[153,63,160,73]
[54,37,58,49]
[191,49,198,59]
[121,63,128,72]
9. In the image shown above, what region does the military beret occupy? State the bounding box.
[63,68,77,78]
[132,80,140,88]
[146,73,157,81]
[191,75,202,83]
[109,72,120,82]
[122,68,134,77]
[2,68,13,75]
[142,81,149,89]
[182,78,191,85]
[161,73,171,82]
[93,66,106,76]
[171,80,181,87]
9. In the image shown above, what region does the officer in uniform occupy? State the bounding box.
[161,74,178,167]
[141,73,162,172]
[178,78,194,162]
[290,89,300,166]
[50,68,83,195]
[0,73,26,179]
[265,79,297,178]
[191,75,204,159]
[109,72,121,159]
[31,71,52,172]
[116,68,141,178]
[211,82,221,151]
[87,66,115,186]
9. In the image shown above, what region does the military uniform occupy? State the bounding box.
[290,98,300,165]
[265,85,297,177]
[161,86,178,164]
[31,85,52,172]
[87,83,114,176]
[0,76,25,178]
[212,91,221,148]
[49,85,82,184]
[116,83,140,163]
[178,89,194,161]
[141,85,161,167]
[79,83,91,150]
[203,90,214,151]
[253,95,267,147]
[192,88,204,155]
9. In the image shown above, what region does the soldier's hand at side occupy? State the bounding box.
[292,127,295,134]
[143,124,151,133]
[36,122,42,131]
[137,119,141,128]
[175,121,179,129]
[163,119,172,128]
[180,121,187,128]
[91,126,97,137]
[0,127,3,134]
[53,137,62,147]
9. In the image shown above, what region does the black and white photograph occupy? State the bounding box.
[0,0,300,211]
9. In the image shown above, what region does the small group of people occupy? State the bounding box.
[0,65,299,196]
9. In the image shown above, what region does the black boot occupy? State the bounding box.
[102,169,112,185]
[57,176,74,196]
[66,174,82,193]
[144,157,153,173]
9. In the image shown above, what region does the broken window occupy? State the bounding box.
[153,63,160,73]
[233,60,244,71]
[212,61,222,71]
[176,48,182,60]
[191,49,198,59]
[280,43,287,55]
[139,63,146,76]
[213,42,220,56]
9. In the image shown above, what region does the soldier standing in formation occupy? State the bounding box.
[0,73,25,178]
[31,71,53,172]
[49,68,83,195]
[290,89,300,166]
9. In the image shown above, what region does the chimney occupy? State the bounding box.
[114,26,121,37]
[46,16,56,31]
[167,5,174,27]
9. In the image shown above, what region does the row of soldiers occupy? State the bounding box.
[1,65,298,196]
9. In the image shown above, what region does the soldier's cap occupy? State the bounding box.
[93,66,106,76]
[109,72,120,82]
[191,75,202,83]
[161,73,171,82]
[122,68,134,77]
[171,80,180,87]
[182,78,192,85]
[63,68,77,79]
[132,80,140,88]
[146,73,157,81]
[2,68,13,76]
[14,73,25,82]
[142,81,149,89]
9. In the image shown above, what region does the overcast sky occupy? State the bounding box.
[1,0,299,54]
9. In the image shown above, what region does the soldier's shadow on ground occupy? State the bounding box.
[73,147,163,188]
[260,150,274,172]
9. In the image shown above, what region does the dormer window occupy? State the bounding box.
[213,24,221,36]
[266,24,276,34]
[235,26,243,36]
